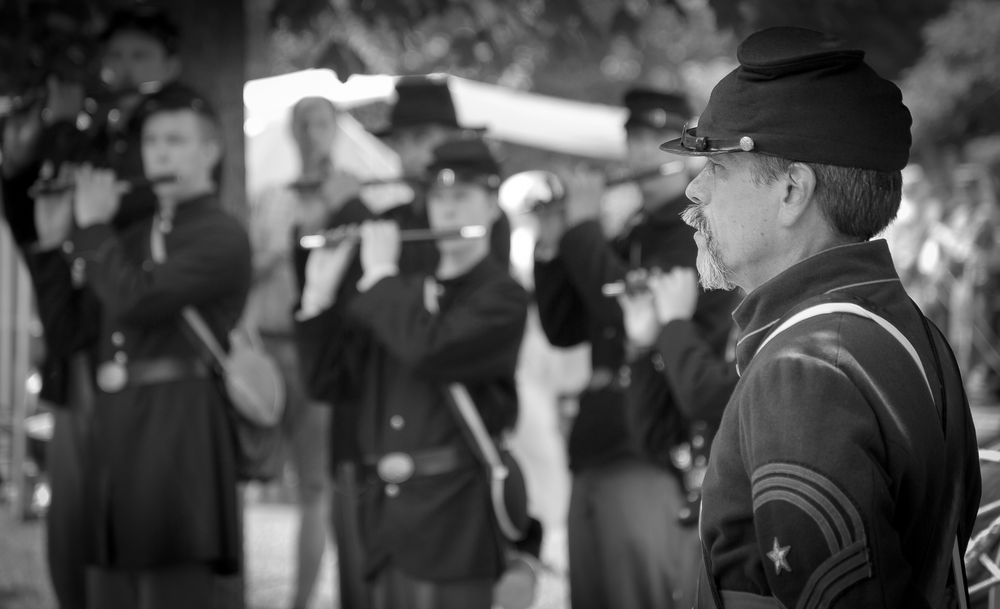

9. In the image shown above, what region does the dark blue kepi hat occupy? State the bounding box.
[426,136,502,190]
[660,27,912,172]
[375,75,485,138]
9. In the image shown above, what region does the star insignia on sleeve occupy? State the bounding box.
[767,537,791,575]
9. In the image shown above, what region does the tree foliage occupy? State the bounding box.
[705,0,952,79]
[265,0,737,106]
[264,0,957,100]
[0,1,108,101]
[5,0,996,155]
[900,0,1000,146]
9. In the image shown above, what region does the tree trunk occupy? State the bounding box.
[167,0,247,220]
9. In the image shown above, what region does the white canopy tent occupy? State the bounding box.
[242,69,629,197]
[243,69,402,197]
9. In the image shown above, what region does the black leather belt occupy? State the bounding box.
[96,358,211,393]
[362,444,478,484]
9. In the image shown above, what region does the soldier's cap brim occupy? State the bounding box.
[660,127,755,156]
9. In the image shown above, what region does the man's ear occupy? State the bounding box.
[201,138,223,170]
[777,162,817,227]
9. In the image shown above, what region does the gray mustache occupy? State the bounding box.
[682,204,708,235]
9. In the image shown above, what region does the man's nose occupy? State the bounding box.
[148,145,170,165]
[685,171,705,204]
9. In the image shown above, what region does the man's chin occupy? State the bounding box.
[696,254,736,291]
[152,181,191,202]
[697,273,737,291]
[151,183,177,198]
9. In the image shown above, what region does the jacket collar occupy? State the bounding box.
[732,239,903,372]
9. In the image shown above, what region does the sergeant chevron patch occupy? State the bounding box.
[751,462,872,607]
[752,462,866,554]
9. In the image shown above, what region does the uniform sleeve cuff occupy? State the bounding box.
[357,264,399,293]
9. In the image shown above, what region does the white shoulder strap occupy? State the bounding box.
[446,383,523,541]
[754,301,932,400]
[755,301,968,609]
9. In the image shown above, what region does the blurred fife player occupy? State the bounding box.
[288,75,512,609]
[658,26,981,608]
[295,137,529,609]
[32,88,250,609]
[0,7,195,608]
[532,88,738,609]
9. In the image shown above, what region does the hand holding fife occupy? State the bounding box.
[533,203,566,261]
[617,269,661,350]
[648,267,700,325]
[359,220,401,275]
[33,161,75,250]
[299,237,358,318]
[73,165,120,228]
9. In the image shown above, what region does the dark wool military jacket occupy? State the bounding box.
[292,196,512,470]
[297,255,529,581]
[28,195,250,573]
[533,196,738,472]
[1,92,163,405]
[698,240,981,609]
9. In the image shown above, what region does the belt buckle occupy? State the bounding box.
[96,361,128,393]
[377,452,415,484]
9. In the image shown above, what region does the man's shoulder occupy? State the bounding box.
[200,202,248,228]
[749,310,903,368]
[473,257,528,292]
[738,308,930,415]
[181,203,251,248]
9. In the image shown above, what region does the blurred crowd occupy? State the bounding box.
[886,161,1000,406]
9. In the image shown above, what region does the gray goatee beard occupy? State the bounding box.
[681,204,738,291]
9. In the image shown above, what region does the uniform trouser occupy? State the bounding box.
[369,565,493,609]
[331,462,371,609]
[86,565,219,609]
[46,406,90,609]
[567,457,702,609]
